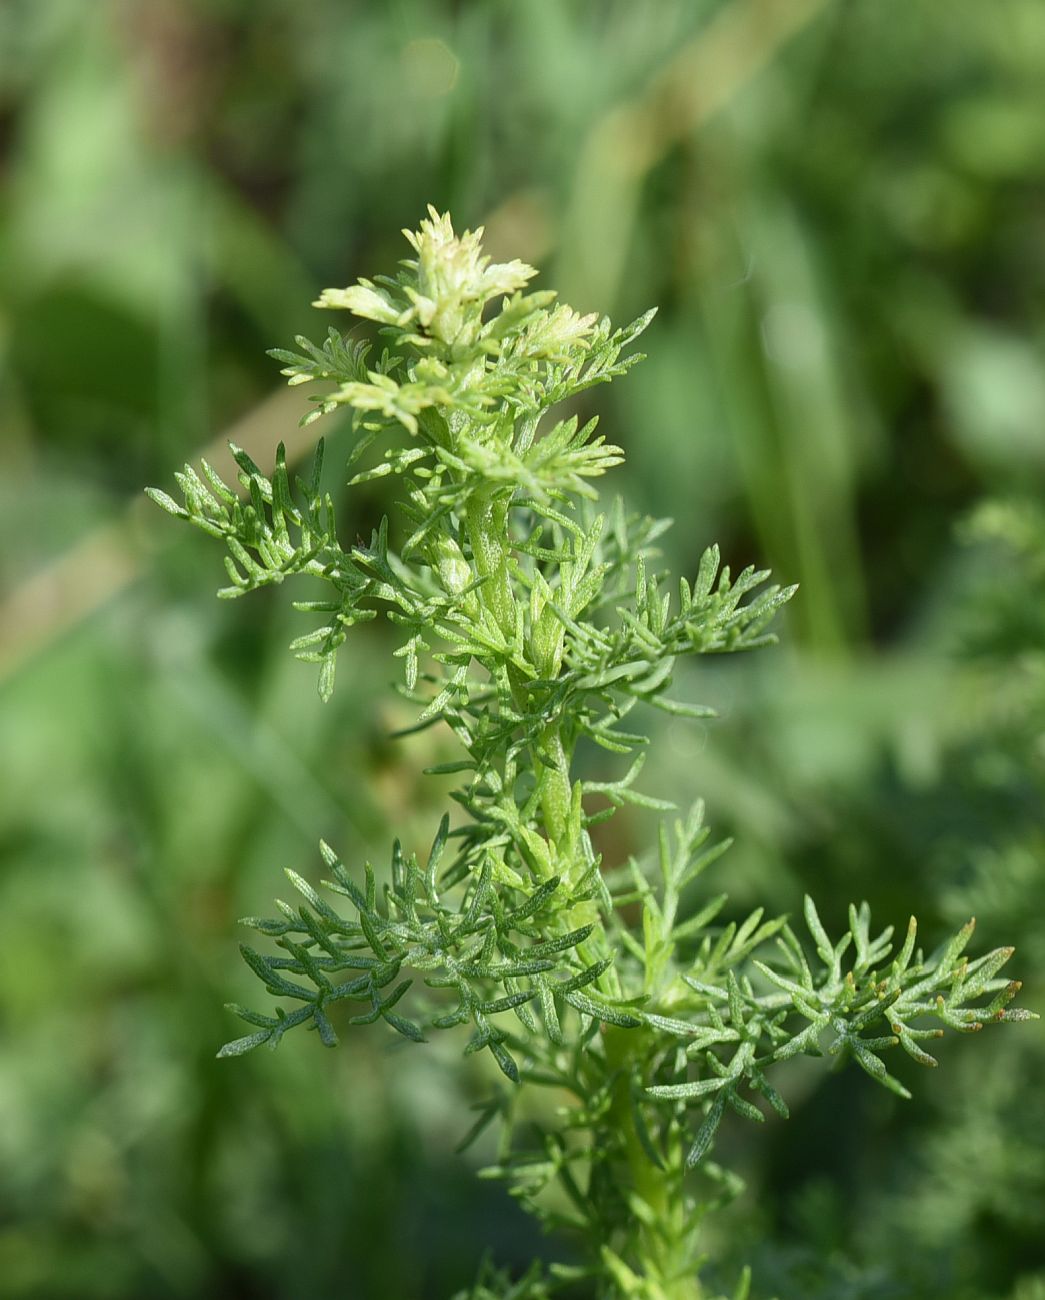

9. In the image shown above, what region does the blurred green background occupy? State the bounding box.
[1,1,1043,1297]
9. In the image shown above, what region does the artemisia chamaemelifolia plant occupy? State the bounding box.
[151,209,1034,1300]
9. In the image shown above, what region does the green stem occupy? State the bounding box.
[603,1027,703,1300]
[536,723,572,848]
[466,483,698,1290]
[465,490,515,638]
[466,490,574,858]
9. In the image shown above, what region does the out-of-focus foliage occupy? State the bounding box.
[0,1,1042,1298]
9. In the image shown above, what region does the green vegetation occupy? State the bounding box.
[2,2,1044,1297]
[152,211,1033,1297]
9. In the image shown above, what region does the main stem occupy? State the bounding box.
[465,489,573,848]
[604,1028,703,1300]
[466,494,703,1298]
